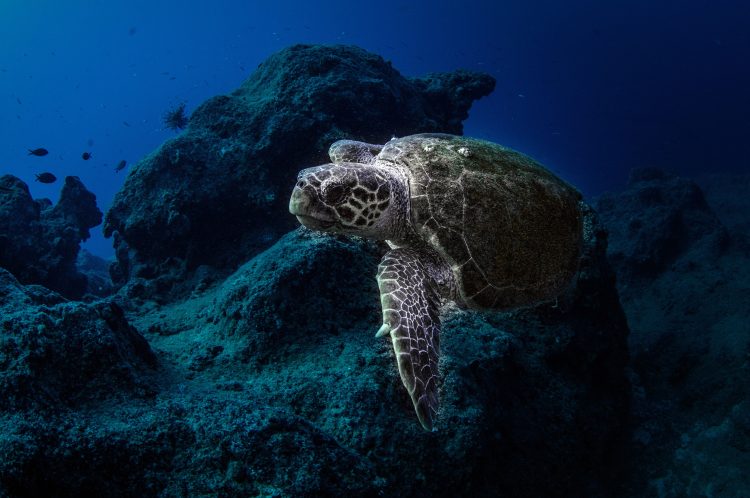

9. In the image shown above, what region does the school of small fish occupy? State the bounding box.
[20,145,127,185]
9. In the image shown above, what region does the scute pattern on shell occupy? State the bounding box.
[378,134,583,310]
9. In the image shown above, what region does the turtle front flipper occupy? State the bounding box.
[329,140,383,165]
[376,248,441,431]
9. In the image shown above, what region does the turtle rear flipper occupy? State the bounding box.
[376,248,441,431]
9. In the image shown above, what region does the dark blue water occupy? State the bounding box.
[2,0,748,257]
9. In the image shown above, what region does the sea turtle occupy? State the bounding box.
[289,133,583,431]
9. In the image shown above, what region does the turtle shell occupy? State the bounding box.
[378,134,583,310]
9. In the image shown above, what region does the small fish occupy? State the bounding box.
[82,152,92,160]
[28,148,48,156]
[35,172,56,183]
[115,160,127,172]
[122,121,131,127]
[0,186,13,192]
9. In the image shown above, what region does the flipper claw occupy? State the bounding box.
[375,323,391,338]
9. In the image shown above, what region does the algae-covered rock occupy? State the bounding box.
[0,175,103,300]
[0,212,629,497]
[0,399,380,498]
[699,173,750,251]
[180,214,628,496]
[0,268,156,411]
[596,169,750,496]
[103,44,495,298]
[595,167,728,282]
[77,249,116,298]
[209,228,383,365]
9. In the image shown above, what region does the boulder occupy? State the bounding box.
[0,268,156,412]
[595,167,728,284]
[0,175,103,299]
[103,44,495,300]
[77,249,116,298]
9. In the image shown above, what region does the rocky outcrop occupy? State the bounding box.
[103,44,495,299]
[595,167,728,284]
[77,249,116,298]
[596,170,750,496]
[197,212,629,497]
[698,173,750,251]
[0,268,156,412]
[0,175,103,300]
[0,202,630,496]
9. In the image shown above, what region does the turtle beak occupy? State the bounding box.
[289,185,311,216]
[289,184,336,230]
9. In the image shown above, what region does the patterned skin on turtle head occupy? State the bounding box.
[290,163,394,236]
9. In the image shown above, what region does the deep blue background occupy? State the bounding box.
[2,0,748,257]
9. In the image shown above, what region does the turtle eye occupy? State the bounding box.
[321,181,349,205]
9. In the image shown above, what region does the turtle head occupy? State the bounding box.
[289,163,400,238]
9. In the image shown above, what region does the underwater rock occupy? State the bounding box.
[103,44,495,300]
[0,207,629,496]
[0,174,103,300]
[0,268,156,412]
[77,249,116,298]
[209,228,384,365]
[173,211,627,496]
[698,173,750,251]
[647,399,750,496]
[595,170,750,496]
[0,392,380,497]
[595,167,728,283]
